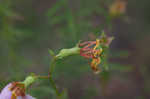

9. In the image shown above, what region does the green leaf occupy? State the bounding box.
[48,49,55,57]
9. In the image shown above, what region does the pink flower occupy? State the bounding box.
[0,82,36,99]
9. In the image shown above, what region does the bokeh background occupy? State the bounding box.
[0,0,150,99]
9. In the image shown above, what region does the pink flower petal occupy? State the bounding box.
[0,83,36,99]
[0,83,12,99]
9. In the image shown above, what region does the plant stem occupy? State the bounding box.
[49,77,60,96]
[48,44,81,97]
[49,57,57,76]
[49,57,60,96]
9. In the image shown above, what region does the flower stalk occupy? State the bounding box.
[0,32,113,99]
[48,44,81,97]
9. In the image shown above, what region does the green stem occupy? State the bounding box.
[49,76,60,96]
[48,44,81,97]
[49,57,57,76]
[49,57,60,96]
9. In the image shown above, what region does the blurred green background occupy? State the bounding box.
[0,0,150,99]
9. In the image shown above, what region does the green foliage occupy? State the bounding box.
[46,0,110,45]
